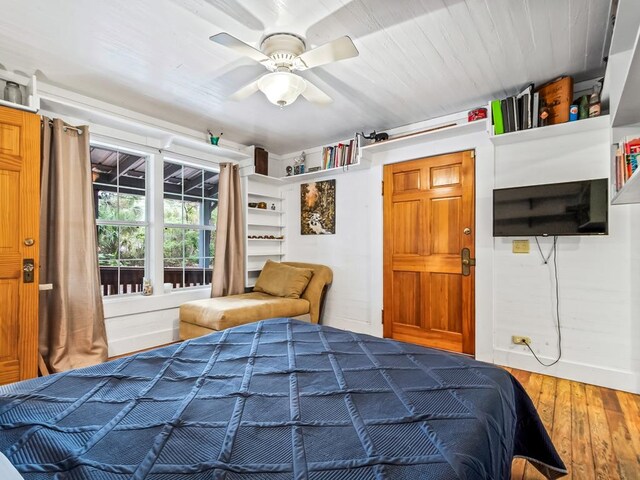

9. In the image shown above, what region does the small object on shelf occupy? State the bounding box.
[293,151,306,175]
[142,278,153,296]
[255,147,268,175]
[361,130,388,142]
[588,81,602,118]
[535,76,573,125]
[207,130,222,145]
[248,202,258,208]
[490,100,504,135]
[307,166,321,173]
[468,107,487,122]
[578,95,589,120]
[286,166,292,176]
[539,100,550,127]
[270,203,276,210]
[569,105,578,121]
[257,202,267,209]
[4,81,22,104]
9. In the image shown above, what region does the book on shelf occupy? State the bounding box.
[321,136,357,170]
[614,136,640,192]
[490,77,579,136]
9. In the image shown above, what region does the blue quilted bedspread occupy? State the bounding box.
[0,319,566,479]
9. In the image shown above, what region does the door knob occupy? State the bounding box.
[461,248,476,276]
[463,228,471,235]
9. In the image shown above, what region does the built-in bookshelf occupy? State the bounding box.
[244,177,285,287]
[489,115,609,146]
[609,13,640,205]
[280,135,369,183]
[0,72,39,113]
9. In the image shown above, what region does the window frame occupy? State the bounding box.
[91,141,151,297]
[162,157,219,291]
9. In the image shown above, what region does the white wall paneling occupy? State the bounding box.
[103,288,210,357]
[492,121,636,390]
[279,117,639,393]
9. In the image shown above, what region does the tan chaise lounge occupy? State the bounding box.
[179,262,333,340]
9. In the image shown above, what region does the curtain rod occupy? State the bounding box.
[42,119,84,135]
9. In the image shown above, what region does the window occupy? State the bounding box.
[91,145,147,296]
[163,161,218,289]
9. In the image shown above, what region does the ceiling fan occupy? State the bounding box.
[210,32,359,107]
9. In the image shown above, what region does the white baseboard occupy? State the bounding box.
[493,348,639,394]
[107,327,179,358]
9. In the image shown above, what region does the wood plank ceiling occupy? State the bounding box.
[0,0,611,153]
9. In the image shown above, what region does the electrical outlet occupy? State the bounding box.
[512,335,531,345]
[512,240,530,254]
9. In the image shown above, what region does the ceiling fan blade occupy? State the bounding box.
[301,79,333,105]
[296,36,359,70]
[230,77,262,100]
[209,32,271,64]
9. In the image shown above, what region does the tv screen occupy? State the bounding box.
[493,178,608,237]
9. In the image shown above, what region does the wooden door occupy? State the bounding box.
[0,106,40,384]
[383,151,475,355]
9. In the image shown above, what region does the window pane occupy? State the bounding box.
[163,160,217,290]
[97,225,118,266]
[183,200,201,225]
[164,227,184,259]
[164,198,183,224]
[91,145,147,297]
[205,201,218,227]
[119,226,146,260]
[97,191,118,221]
[118,152,146,191]
[183,229,201,258]
[118,193,145,222]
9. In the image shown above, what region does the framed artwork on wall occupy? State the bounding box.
[300,180,336,235]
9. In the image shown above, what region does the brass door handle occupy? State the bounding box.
[461,248,476,276]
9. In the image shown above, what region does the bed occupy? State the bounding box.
[0,318,566,479]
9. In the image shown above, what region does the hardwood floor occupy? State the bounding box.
[505,367,640,479]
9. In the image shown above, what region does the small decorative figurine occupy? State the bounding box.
[286,166,293,176]
[361,130,389,142]
[270,203,276,210]
[142,278,153,296]
[207,130,223,145]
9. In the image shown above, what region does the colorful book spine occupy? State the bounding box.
[491,100,504,135]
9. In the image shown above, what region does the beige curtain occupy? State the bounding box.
[211,163,245,297]
[39,117,108,373]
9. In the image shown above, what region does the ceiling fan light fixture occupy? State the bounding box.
[257,72,306,107]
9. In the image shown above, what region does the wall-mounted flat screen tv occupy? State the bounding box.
[493,178,608,237]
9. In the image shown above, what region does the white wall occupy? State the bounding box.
[103,289,210,357]
[492,127,637,392]
[279,122,639,394]
[281,126,495,365]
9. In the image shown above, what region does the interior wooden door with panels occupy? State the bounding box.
[383,151,475,355]
[245,176,285,287]
[0,105,40,385]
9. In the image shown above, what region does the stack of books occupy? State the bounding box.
[322,138,357,170]
[491,76,574,135]
[491,84,538,135]
[614,137,640,192]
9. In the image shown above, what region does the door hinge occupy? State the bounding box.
[381,181,384,196]
[470,150,475,159]
[381,309,384,324]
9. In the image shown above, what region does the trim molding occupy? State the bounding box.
[493,348,639,394]
[107,327,179,358]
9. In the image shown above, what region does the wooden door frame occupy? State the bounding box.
[382,149,476,355]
